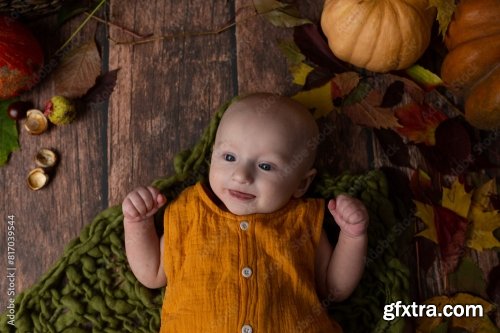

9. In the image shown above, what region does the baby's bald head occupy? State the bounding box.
[218,93,319,170]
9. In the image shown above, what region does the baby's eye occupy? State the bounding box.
[258,163,272,171]
[224,154,236,162]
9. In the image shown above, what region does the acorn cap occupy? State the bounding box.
[27,168,49,190]
[35,148,58,168]
[24,109,48,135]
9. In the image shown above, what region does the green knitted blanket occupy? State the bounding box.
[0,100,410,333]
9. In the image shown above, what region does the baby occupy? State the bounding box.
[122,93,369,333]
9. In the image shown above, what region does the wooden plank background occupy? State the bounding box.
[1,0,498,328]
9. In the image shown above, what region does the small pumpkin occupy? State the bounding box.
[440,0,500,130]
[320,0,436,73]
[0,16,44,100]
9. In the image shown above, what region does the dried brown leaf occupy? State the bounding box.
[331,72,360,100]
[53,41,101,98]
[343,90,401,129]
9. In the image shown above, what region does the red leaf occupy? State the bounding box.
[380,80,405,108]
[373,128,411,168]
[433,206,470,274]
[410,169,441,204]
[293,24,348,73]
[303,66,335,90]
[418,119,475,175]
[394,102,448,145]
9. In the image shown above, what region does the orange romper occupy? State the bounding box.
[161,182,342,333]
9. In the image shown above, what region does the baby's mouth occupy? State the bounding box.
[228,189,256,200]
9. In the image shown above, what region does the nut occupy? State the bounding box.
[27,168,49,190]
[24,109,48,135]
[35,148,58,168]
[44,96,76,125]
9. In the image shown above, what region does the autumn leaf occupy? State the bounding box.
[394,103,448,145]
[471,179,497,212]
[253,0,311,28]
[342,81,401,129]
[417,119,474,175]
[292,82,333,119]
[428,0,457,38]
[416,293,498,333]
[293,24,347,72]
[448,256,487,298]
[415,200,438,243]
[410,168,441,203]
[437,207,470,274]
[344,102,401,129]
[415,202,469,274]
[0,100,19,167]
[467,179,500,251]
[467,207,500,251]
[442,179,471,219]
[331,72,360,101]
[278,40,305,67]
[380,80,405,108]
[291,62,314,86]
[83,69,120,104]
[52,41,101,98]
[373,128,411,168]
[57,0,94,26]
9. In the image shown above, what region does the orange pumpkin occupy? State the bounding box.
[440,0,500,130]
[320,0,436,73]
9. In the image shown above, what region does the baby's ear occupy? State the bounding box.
[293,168,317,198]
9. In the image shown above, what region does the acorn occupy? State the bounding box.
[24,109,49,135]
[44,96,76,125]
[27,168,49,190]
[35,148,58,169]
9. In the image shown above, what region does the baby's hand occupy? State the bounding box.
[328,195,369,238]
[122,186,167,223]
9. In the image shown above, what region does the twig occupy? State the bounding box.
[55,0,107,56]
[86,12,153,39]
[111,6,262,46]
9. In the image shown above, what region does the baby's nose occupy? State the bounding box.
[232,165,253,184]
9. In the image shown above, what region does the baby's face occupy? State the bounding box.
[209,95,317,215]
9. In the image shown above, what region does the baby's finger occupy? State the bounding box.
[145,186,166,207]
[327,198,343,223]
[122,198,140,218]
[127,187,157,214]
[156,193,167,207]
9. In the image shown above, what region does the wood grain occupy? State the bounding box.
[0,0,498,327]
[0,16,107,311]
[107,0,236,205]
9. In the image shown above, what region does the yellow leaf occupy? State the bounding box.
[291,62,314,86]
[278,40,305,66]
[428,0,456,38]
[472,179,497,212]
[417,293,498,333]
[442,179,472,219]
[292,82,333,119]
[467,206,500,251]
[415,200,437,243]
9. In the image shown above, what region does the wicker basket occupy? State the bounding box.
[0,0,64,18]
